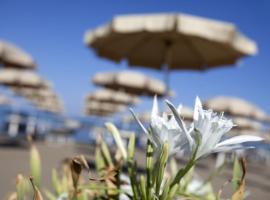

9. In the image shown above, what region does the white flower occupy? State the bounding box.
[130,96,190,155]
[215,153,226,169]
[120,174,133,200]
[57,193,68,200]
[192,97,263,159]
[186,178,214,196]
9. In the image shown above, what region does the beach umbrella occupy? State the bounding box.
[0,68,47,89]
[122,112,151,124]
[204,96,269,122]
[35,100,64,113]
[9,82,64,113]
[84,100,126,117]
[92,70,168,97]
[85,100,126,113]
[32,96,64,113]
[85,13,257,90]
[86,89,139,105]
[85,109,115,117]
[12,87,58,100]
[232,117,262,131]
[0,40,36,69]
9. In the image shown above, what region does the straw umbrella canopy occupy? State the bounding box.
[0,40,36,69]
[31,97,64,113]
[85,109,115,117]
[229,117,265,138]
[85,13,257,90]
[92,71,168,97]
[232,117,262,131]
[204,96,269,122]
[0,68,47,89]
[85,100,126,113]
[84,100,127,117]
[86,89,139,105]
[12,87,58,100]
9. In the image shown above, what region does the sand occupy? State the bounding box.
[0,142,269,199]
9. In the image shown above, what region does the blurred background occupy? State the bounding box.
[0,0,270,198]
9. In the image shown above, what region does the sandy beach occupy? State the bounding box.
[0,142,269,199]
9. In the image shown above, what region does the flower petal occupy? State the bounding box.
[193,96,202,121]
[177,104,182,114]
[165,100,194,149]
[215,135,263,149]
[213,145,255,153]
[129,108,157,147]
[151,95,159,119]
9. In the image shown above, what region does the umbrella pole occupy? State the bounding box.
[164,40,172,99]
[163,64,170,99]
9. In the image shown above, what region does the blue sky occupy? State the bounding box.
[0,0,270,116]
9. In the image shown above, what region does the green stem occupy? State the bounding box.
[169,159,195,189]
[146,139,153,200]
[169,143,199,191]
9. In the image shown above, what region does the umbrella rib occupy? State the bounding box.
[98,32,159,68]
[123,33,153,61]
[181,34,208,70]
[97,32,147,61]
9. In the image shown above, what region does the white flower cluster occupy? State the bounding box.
[131,96,263,160]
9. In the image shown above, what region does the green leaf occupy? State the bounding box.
[232,158,246,200]
[140,175,147,200]
[128,133,135,161]
[155,143,169,196]
[127,133,140,200]
[43,189,57,200]
[105,122,127,160]
[30,145,41,187]
[146,139,154,200]
[170,158,178,177]
[168,184,178,200]
[61,175,69,193]
[160,178,170,200]
[95,145,106,175]
[101,141,113,166]
[16,174,26,200]
[232,155,241,192]
[52,168,61,195]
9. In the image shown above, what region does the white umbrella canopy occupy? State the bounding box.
[85,13,256,70]
[92,70,168,97]
[0,68,47,88]
[204,96,270,122]
[0,40,36,69]
[86,89,139,105]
